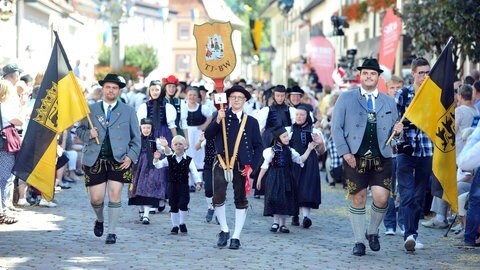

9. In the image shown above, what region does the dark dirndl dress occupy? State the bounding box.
[128,136,165,206]
[263,146,296,216]
[290,124,321,209]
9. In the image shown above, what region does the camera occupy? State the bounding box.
[397,142,414,156]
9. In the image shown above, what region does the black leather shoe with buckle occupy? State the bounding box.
[94,220,104,237]
[352,243,366,256]
[229,238,240,249]
[365,232,380,251]
[217,231,230,248]
[105,233,116,244]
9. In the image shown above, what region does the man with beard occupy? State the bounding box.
[331,59,403,256]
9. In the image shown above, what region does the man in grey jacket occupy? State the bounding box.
[332,59,402,256]
[76,73,141,244]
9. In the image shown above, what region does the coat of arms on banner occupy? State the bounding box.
[194,21,236,79]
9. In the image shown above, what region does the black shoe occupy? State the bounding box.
[94,220,104,237]
[365,232,380,251]
[279,225,290,233]
[141,216,150,225]
[291,216,300,226]
[74,169,84,176]
[189,186,196,192]
[328,182,335,187]
[303,217,312,229]
[206,208,215,222]
[229,238,241,249]
[105,233,116,244]
[352,243,366,256]
[254,195,261,199]
[171,226,179,234]
[217,231,230,248]
[179,224,188,233]
[270,223,279,232]
[158,205,165,212]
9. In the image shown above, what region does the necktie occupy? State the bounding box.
[366,94,374,112]
[106,105,112,122]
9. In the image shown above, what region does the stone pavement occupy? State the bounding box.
[1,173,479,270]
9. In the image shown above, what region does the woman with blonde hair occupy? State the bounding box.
[0,80,23,224]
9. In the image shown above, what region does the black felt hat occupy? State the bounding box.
[357,58,383,74]
[273,85,287,93]
[225,85,251,101]
[288,85,304,95]
[99,73,127,88]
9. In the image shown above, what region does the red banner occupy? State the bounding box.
[378,8,402,93]
[306,36,336,88]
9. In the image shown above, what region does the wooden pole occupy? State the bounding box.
[214,78,230,169]
[86,115,100,145]
[385,114,405,146]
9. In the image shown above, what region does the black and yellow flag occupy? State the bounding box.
[250,19,263,55]
[12,32,90,201]
[403,38,457,213]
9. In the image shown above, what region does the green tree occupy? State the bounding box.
[400,0,480,79]
[98,46,111,67]
[97,44,158,78]
[124,44,159,78]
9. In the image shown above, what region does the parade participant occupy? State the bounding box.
[153,136,201,234]
[76,73,141,244]
[128,118,164,224]
[204,85,263,249]
[288,105,325,228]
[331,59,402,256]
[256,126,315,233]
[136,80,178,211]
[162,75,184,136]
[395,57,433,251]
[195,132,217,222]
[257,85,296,147]
[254,85,295,199]
[180,87,212,191]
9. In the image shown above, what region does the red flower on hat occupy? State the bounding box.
[162,75,179,85]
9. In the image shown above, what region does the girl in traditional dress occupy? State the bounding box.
[288,105,325,228]
[128,118,164,224]
[256,126,315,233]
[136,80,177,212]
[180,88,212,191]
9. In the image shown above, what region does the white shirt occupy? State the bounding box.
[136,102,177,129]
[153,153,201,183]
[360,88,379,110]
[102,101,117,119]
[256,105,296,131]
[180,103,212,129]
[260,146,304,169]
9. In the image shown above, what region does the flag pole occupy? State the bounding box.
[385,115,405,145]
[54,31,99,144]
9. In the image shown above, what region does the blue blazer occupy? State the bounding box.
[76,101,141,167]
[331,88,398,158]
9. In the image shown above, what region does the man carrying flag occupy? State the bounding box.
[396,39,457,252]
[76,73,141,244]
[13,32,89,202]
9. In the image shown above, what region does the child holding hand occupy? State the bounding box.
[154,135,201,234]
[256,126,315,233]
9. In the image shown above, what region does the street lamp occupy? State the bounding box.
[0,0,15,22]
[99,0,135,71]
